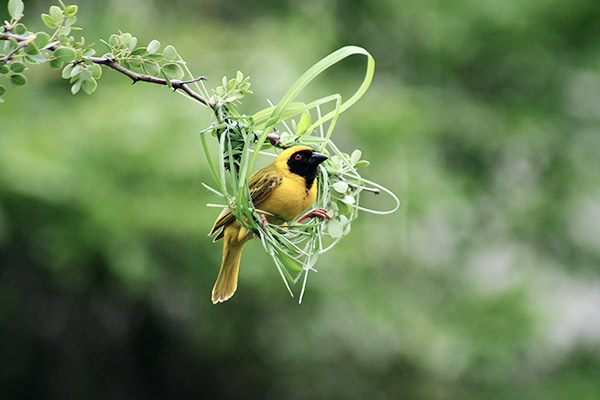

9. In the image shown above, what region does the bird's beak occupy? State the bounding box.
[311,151,328,165]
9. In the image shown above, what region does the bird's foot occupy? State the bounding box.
[297,208,332,223]
[259,214,270,228]
[246,214,270,239]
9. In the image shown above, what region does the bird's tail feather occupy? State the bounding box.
[211,242,245,304]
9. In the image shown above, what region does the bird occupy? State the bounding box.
[208,145,331,304]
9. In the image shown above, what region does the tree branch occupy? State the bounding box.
[86,56,215,108]
[1,32,215,108]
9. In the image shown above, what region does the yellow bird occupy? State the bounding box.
[208,145,330,304]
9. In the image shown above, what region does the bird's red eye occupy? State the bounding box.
[294,154,303,161]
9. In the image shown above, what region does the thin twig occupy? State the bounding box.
[0,39,27,62]
[335,174,380,194]
[1,32,215,108]
[1,31,38,46]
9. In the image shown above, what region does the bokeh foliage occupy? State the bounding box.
[1,0,600,399]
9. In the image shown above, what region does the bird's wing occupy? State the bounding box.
[208,167,283,240]
[247,167,283,206]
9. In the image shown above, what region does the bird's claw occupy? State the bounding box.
[259,214,270,228]
[253,214,269,238]
[297,208,332,223]
[242,214,271,240]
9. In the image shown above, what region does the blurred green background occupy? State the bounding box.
[2,0,600,399]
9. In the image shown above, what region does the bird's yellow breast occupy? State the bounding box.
[256,172,317,223]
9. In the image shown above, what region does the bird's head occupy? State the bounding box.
[275,145,328,188]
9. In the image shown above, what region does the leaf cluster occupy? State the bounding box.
[1,0,88,100]
[211,70,253,105]
[325,149,369,238]
[1,1,189,100]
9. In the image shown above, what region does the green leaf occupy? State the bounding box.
[10,62,25,73]
[143,61,160,77]
[227,78,235,90]
[64,16,77,27]
[81,78,97,94]
[108,34,120,47]
[61,63,73,78]
[161,70,173,88]
[26,53,47,64]
[332,181,349,194]
[49,5,63,22]
[14,23,26,35]
[130,48,146,56]
[337,200,351,214]
[8,0,24,19]
[327,219,344,239]
[82,48,96,57]
[163,45,178,60]
[351,149,362,165]
[41,13,57,28]
[341,195,356,205]
[353,160,370,168]
[128,58,142,69]
[49,58,64,69]
[147,39,160,54]
[0,64,9,75]
[296,112,312,136]
[127,37,138,52]
[71,79,81,94]
[162,63,184,80]
[79,69,92,81]
[65,5,78,16]
[89,64,102,79]
[70,65,82,77]
[0,85,6,97]
[329,155,341,168]
[144,53,163,60]
[121,60,131,70]
[10,73,27,86]
[4,39,16,53]
[276,250,303,271]
[57,26,71,36]
[33,32,50,49]
[343,223,351,236]
[24,42,40,55]
[120,33,133,48]
[54,47,76,63]
[339,214,349,226]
